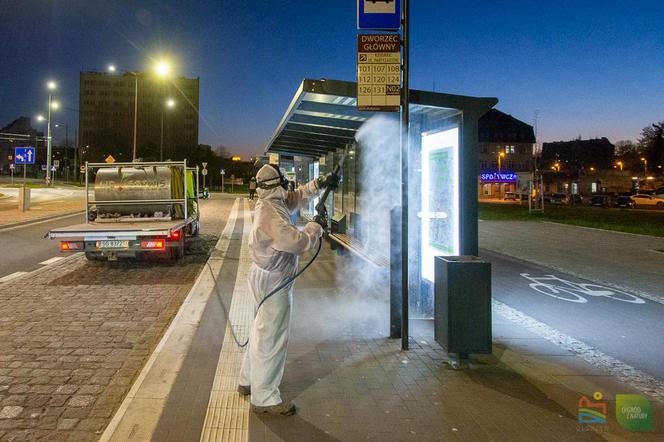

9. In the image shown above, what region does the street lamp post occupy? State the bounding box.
[498,151,505,174]
[109,61,171,161]
[160,98,175,161]
[641,157,648,176]
[45,81,58,184]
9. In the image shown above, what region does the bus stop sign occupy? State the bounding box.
[357,0,401,30]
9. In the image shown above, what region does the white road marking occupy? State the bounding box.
[493,299,664,402]
[39,256,65,266]
[0,271,28,283]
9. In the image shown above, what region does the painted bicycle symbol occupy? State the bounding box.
[520,274,645,304]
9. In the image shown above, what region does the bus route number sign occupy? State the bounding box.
[357,34,401,112]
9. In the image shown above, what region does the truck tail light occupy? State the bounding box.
[140,239,165,250]
[61,241,84,251]
[168,230,181,241]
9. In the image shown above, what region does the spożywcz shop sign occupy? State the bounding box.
[480,172,517,183]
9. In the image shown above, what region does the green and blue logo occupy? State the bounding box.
[616,394,652,432]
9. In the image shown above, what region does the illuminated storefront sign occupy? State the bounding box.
[421,128,460,282]
[480,172,517,182]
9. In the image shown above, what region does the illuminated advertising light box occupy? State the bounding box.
[421,128,460,282]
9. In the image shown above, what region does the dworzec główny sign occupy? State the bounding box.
[357,34,401,112]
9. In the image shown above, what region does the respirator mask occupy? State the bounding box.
[257,164,289,191]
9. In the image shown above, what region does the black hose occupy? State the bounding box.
[207,236,323,348]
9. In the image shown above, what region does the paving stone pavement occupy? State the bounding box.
[0,196,233,441]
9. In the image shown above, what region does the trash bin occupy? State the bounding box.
[434,256,492,355]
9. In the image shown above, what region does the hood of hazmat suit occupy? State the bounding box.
[240,164,323,407]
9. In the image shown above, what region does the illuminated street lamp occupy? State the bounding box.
[498,151,506,173]
[616,161,623,171]
[109,59,173,161]
[155,61,171,78]
[160,98,176,161]
[640,157,648,176]
[44,81,59,185]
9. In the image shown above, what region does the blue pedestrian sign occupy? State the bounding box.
[15,147,36,165]
[357,0,401,30]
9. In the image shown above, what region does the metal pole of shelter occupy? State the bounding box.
[400,0,410,351]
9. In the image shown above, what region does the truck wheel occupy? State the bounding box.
[190,221,200,237]
[169,239,185,260]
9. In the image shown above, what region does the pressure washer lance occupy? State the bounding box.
[208,151,347,348]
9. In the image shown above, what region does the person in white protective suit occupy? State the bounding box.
[238,164,338,416]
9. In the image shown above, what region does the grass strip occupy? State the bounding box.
[479,203,664,238]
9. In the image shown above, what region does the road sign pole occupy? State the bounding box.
[10,166,13,185]
[400,0,409,351]
[23,163,27,187]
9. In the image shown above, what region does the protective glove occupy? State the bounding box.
[304,221,324,238]
[312,215,328,231]
[317,172,340,190]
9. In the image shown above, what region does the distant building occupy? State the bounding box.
[79,71,199,162]
[540,137,615,171]
[0,117,44,174]
[477,109,536,199]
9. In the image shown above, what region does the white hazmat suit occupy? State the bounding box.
[239,164,323,408]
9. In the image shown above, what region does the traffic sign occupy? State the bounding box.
[80,165,86,173]
[9,164,15,170]
[357,34,401,112]
[357,0,401,30]
[201,169,208,176]
[51,166,57,172]
[53,159,60,168]
[14,147,36,165]
[105,155,116,164]
[220,169,226,175]
[202,162,208,169]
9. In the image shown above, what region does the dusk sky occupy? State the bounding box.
[2,0,663,157]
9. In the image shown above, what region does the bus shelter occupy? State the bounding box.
[265,78,497,323]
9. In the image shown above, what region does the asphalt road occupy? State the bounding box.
[0,212,84,279]
[0,193,236,280]
[482,248,664,381]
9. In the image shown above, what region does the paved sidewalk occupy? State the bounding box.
[0,196,234,441]
[106,200,662,441]
[479,220,664,301]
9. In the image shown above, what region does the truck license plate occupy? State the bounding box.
[96,240,129,249]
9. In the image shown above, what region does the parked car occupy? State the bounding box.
[504,192,517,201]
[631,194,664,208]
[590,195,611,207]
[520,193,530,201]
[543,193,553,203]
[614,195,634,209]
[570,194,584,205]
[550,193,569,204]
